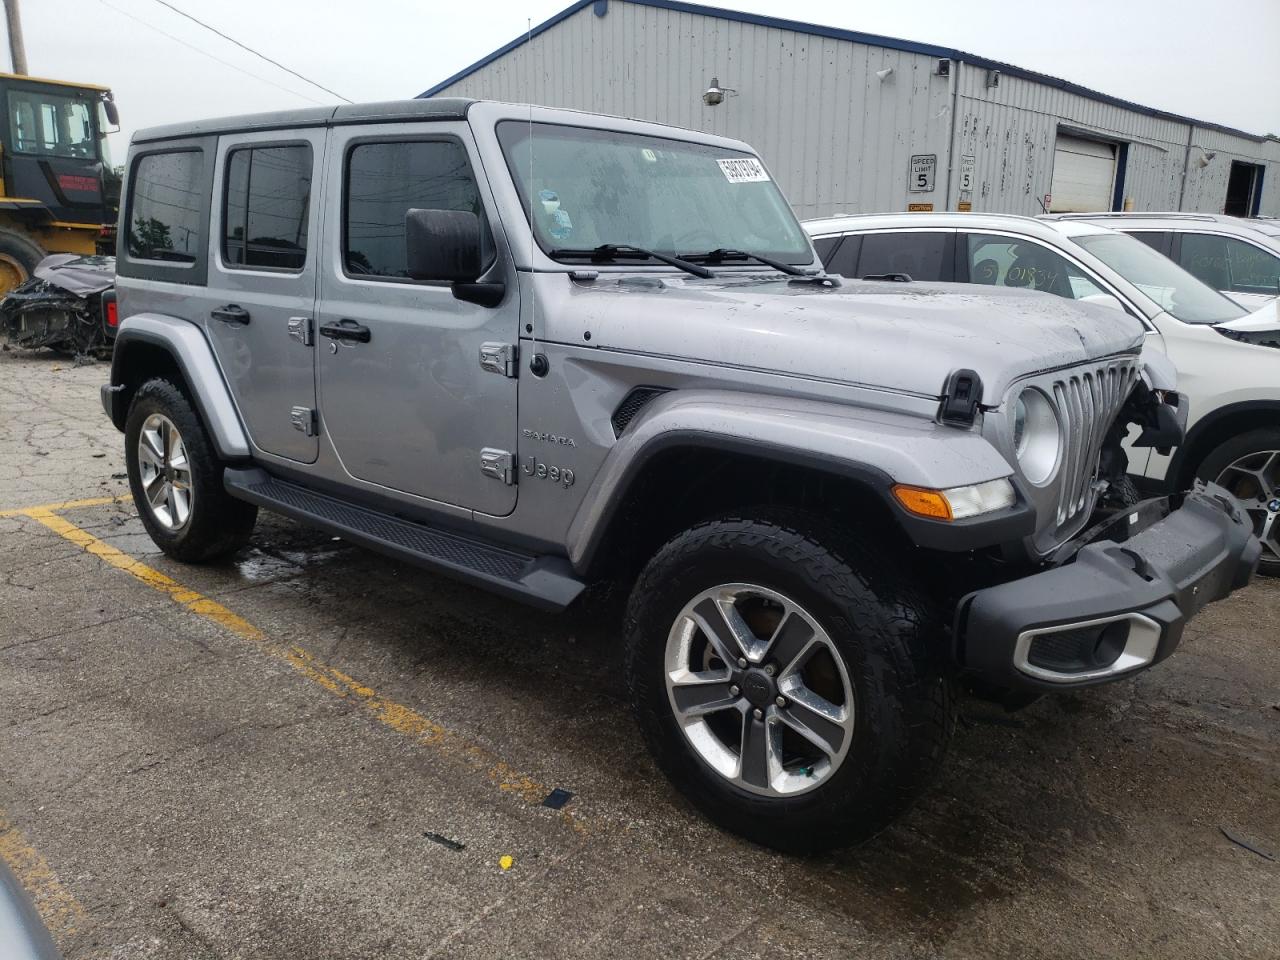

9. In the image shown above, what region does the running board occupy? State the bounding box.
[223,468,585,611]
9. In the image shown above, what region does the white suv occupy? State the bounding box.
[1045,213,1280,311]
[803,213,1280,572]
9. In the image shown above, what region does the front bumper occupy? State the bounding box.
[956,483,1261,691]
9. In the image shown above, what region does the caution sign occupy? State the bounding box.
[907,202,934,212]
[957,201,972,212]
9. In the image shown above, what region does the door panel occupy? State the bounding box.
[316,123,518,516]
[204,130,324,463]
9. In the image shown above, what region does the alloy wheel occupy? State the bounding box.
[1215,449,1280,564]
[664,583,855,797]
[137,413,194,531]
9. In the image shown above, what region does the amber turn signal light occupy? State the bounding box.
[891,484,953,521]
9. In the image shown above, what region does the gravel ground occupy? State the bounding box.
[1,346,1277,960]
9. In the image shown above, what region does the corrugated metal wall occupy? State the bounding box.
[432,0,1280,218]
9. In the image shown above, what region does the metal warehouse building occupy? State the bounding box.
[420,0,1280,220]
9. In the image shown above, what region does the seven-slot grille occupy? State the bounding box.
[1050,359,1140,525]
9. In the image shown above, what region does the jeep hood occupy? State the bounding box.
[554,274,1146,404]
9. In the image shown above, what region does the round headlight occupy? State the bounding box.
[1013,388,1060,486]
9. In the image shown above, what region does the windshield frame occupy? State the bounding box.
[494,119,816,271]
[1068,229,1246,325]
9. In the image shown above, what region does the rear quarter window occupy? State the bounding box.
[119,139,214,285]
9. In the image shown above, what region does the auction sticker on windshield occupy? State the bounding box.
[717,157,771,183]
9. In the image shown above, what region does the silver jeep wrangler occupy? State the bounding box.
[102,99,1260,852]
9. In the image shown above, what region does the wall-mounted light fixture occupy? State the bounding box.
[703,77,736,106]
[986,69,1001,88]
[875,67,894,82]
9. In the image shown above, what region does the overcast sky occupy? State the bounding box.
[21,0,1280,163]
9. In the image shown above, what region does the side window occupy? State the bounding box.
[1177,233,1231,290]
[811,235,842,267]
[222,144,312,271]
[856,232,946,281]
[1127,231,1171,256]
[127,151,204,263]
[1222,237,1280,294]
[965,233,1104,300]
[345,139,485,280]
[823,235,860,277]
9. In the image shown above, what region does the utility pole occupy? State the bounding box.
[3,0,26,75]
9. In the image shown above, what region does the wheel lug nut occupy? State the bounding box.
[729,685,740,696]
[737,658,747,668]
[753,708,763,720]
[775,696,786,708]
[764,664,776,676]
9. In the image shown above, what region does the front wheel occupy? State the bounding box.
[624,514,954,853]
[1196,428,1280,577]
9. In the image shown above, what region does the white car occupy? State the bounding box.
[1044,213,1280,312]
[803,213,1280,572]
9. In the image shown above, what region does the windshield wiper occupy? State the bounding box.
[547,243,715,279]
[682,247,810,276]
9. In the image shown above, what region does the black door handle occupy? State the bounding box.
[211,304,250,325]
[318,319,372,344]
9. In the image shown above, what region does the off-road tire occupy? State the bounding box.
[1195,427,1280,577]
[0,228,46,296]
[125,378,257,562]
[624,512,956,854]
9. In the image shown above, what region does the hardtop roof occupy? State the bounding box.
[131,97,475,144]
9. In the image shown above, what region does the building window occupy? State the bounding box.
[344,139,485,280]
[127,151,204,263]
[223,144,312,271]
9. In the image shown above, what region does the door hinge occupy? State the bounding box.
[290,406,318,437]
[479,448,516,485]
[287,316,313,346]
[479,341,519,378]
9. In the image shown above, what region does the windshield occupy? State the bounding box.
[1071,231,1245,324]
[7,87,99,160]
[496,121,813,266]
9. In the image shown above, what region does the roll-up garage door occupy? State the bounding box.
[1049,135,1116,212]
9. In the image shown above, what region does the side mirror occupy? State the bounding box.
[102,96,120,129]
[1080,293,1124,312]
[405,208,483,283]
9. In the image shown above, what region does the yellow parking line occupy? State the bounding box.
[0,809,87,941]
[0,494,130,518]
[22,509,585,832]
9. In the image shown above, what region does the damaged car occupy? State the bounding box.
[103,100,1261,852]
[1,254,117,356]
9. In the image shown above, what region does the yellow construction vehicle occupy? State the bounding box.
[0,71,119,294]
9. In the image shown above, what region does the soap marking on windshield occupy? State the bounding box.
[716,157,770,183]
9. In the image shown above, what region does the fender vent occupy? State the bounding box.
[611,386,671,436]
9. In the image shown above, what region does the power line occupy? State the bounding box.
[94,0,326,106]
[149,0,353,103]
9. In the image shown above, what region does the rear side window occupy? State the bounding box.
[856,232,946,280]
[126,151,204,263]
[222,144,312,271]
[344,139,485,280]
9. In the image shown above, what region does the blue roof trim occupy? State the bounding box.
[418,0,1274,143]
